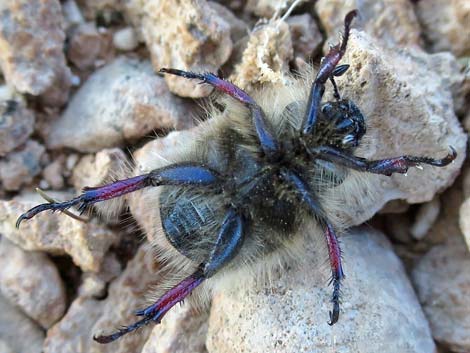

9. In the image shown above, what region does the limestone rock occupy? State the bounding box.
[46,57,194,152]
[0,140,45,191]
[0,237,66,329]
[124,0,233,98]
[244,0,296,18]
[141,303,209,353]
[0,192,119,272]
[0,0,72,106]
[412,237,470,352]
[0,96,35,157]
[286,14,322,61]
[0,293,44,353]
[206,228,436,353]
[113,27,139,51]
[414,0,470,57]
[315,0,422,48]
[44,245,157,353]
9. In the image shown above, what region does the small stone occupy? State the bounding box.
[460,198,470,251]
[0,340,15,353]
[209,2,249,44]
[0,192,119,272]
[0,237,66,329]
[43,159,65,190]
[231,20,293,91]
[410,197,441,240]
[46,57,194,152]
[67,22,104,70]
[0,140,46,191]
[0,293,44,353]
[62,0,85,28]
[44,245,157,353]
[124,0,233,97]
[113,27,139,51]
[412,237,470,352]
[0,96,35,157]
[315,0,422,48]
[78,253,122,298]
[0,0,72,106]
[141,303,209,353]
[286,14,323,61]
[206,228,436,352]
[244,0,296,18]
[414,0,470,57]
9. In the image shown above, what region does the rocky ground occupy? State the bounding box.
[0,0,469,352]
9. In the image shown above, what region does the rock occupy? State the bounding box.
[67,22,105,70]
[315,0,422,48]
[410,197,441,240]
[414,0,470,57]
[0,340,15,353]
[0,237,66,329]
[113,27,139,51]
[0,0,72,106]
[231,20,293,91]
[412,237,470,352]
[44,245,157,353]
[78,253,122,298]
[0,293,44,353]
[244,0,296,18]
[141,303,209,353]
[124,0,233,97]
[206,228,436,353]
[43,158,66,190]
[208,2,249,44]
[0,192,119,272]
[460,198,470,251]
[0,140,46,191]
[286,14,323,61]
[0,96,35,157]
[46,57,195,152]
[62,0,85,28]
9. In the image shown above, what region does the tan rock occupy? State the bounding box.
[206,228,436,353]
[46,57,194,152]
[0,97,35,157]
[124,0,233,97]
[0,0,72,106]
[0,293,44,353]
[315,0,422,48]
[286,14,322,61]
[244,0,296,18]
[78,253,122,298]
[67,22,105,70]
[43,158,66,190]
[415,0,470,57]
[0,192,119,272]
[0,140,45,191]
[0,237,66,329]
[412,237,470,352]
[460,198,470,251]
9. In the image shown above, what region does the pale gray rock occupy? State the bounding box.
[0,340,15,353]
[459,198,470,251]
[46,57,194,152]
[124,0,233,97]
[141,303,209,353]
[206,228,436,353]
[0,96,35,157]
[0,192,119,272]
[113,27,139,51]
[286,14,323,61]
[0,237,66,329]
[315,0,422,48]
[0,293,44,353]
[0,0,72,106]
[414,0,470,57]
[42,158,66,190]
[244,0,296,18]
[410,197,441,240]
[0,140,45,191]
[412,237,470,352]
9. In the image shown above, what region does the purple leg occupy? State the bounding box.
[160,68,279,159]
[302,10,357,135]
[16,163,220,227]
[313,146,457,176]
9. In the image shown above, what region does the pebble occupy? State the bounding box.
[113,27,139,51]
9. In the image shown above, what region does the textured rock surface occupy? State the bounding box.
[0,293,44,353]
[244,0,295,18]
[414,0,470,57]
[459,198,470,251]
[0,0,72,106]
[124,0,232,97]
[206,228,436,353]
[0,192,118,272]
[286,14,322,62]
[315,0,422,48]
[44,245,157,353]
[141,303,209,353]
[46,57,194,152]
[0,97,35,157]
[412,237,470,352]
[66,22,104,70]
[0,237,66,329]
[0,140,45,191]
